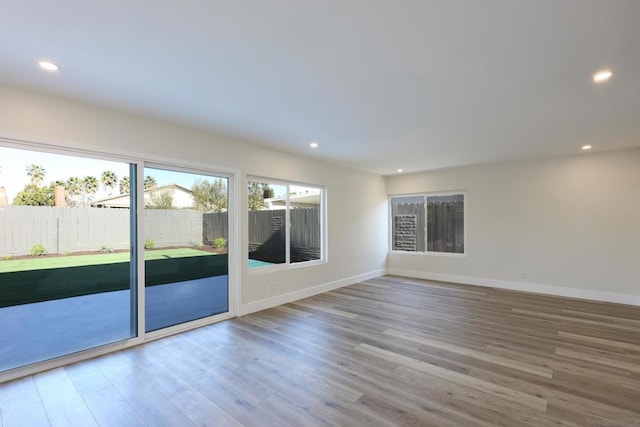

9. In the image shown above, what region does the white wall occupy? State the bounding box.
[386,149,640,305]
[0,84,388,312]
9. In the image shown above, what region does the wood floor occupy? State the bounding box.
[1,275,639,426]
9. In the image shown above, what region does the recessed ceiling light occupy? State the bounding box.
[582,145,592,150]
[38,60,60,72]
[309,142,318,148]
[592,69,612,83]
[397,169,403,173]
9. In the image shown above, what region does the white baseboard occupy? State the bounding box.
[386,268,640,307]
[238,269,386,316]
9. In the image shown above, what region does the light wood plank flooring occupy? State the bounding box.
[1,275,639,426]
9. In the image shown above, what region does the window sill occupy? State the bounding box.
[247,258,327,275]
[389,250,466,258]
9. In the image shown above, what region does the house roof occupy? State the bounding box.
[92,183,192,207]
[1,1,639,175]
[266,192,321,209]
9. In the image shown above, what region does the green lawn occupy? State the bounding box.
[0,248,215,274]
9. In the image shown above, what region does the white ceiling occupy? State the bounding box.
[1,1,639,175]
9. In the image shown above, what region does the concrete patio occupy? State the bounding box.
[0,276,228,372]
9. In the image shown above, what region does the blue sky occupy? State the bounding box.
[0,146,319,204]
[0,146,227,203]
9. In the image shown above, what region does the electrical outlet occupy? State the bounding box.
[268,282,275,293]
[520,272,527,280]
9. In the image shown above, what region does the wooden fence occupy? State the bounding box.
[247,210,285,263]
[290,207,321,260]
[144,209,203,248]
[1,206,320,259]
[427,200,464,253]
[235,207,320,262]
[202,212,228,245]
[0,206,203,257]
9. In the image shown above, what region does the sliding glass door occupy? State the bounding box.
[0,146,136,372]
[0,144,233,375]
[143,166,229,332]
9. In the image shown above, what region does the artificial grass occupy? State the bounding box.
[0,251,228,308]
[0,248,214,274]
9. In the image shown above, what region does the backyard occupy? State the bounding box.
[0,247,228,308]
[0,247,231,372]
[0,247,216,273]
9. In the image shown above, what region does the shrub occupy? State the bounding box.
[30,244,48,257]
[3,254,13,261]
[144,239,154,250]
[100,245,114,253]
[214,237,226,250]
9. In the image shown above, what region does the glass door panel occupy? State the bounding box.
[0,146,136,372]
[143,166,229,332]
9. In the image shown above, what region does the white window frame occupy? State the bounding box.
[389,191,466,257]
[247,176,326,275]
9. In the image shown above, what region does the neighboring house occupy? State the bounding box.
[92,183,194,208]
[265,191,320,210]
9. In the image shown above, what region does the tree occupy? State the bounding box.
[65,176,82,207]
[26,164,46,186]
[12,183,55,206]
[146,188,175,209]
[263,184,274,199]
[144,175,157,191]
[83,176,99,205]
[101,171,118,195]
[119,176,130,194]
[191,179,227,212]
[248,182,266,211]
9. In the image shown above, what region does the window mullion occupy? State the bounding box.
[135,162,146,339]
[285,185,291,264]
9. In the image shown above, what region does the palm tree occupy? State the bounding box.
[26,164,46,186]
[144,175,157,191]
[83,176,99,205]
[101,171,118,195]
[65,176,82,207]
[119,176,130,195]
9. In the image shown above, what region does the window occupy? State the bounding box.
[248,179,323,269]
[391,193,465,254]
